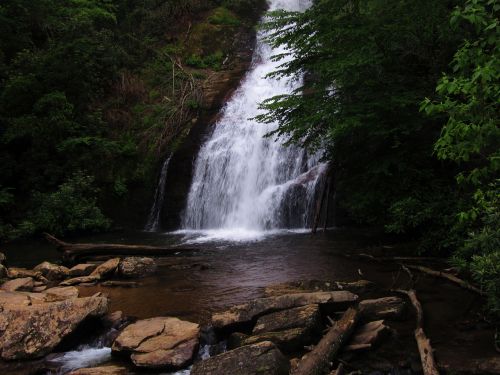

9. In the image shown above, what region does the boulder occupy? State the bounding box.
[7,267,47,282]
[253,304,321,334]
[33,261,70,281]
[90,258,120,278]
[190,341,290,375]
[0,264,7,279]
[1,277,34,292]
[118,257,157,278]
[68,263,98,277]
[60,275,100,286]
[0,295,108,360]
[212,291,358,329]
[68,365,130,375]
[112,317,200,370]
[359,297,406,320]
[264,280,375,297]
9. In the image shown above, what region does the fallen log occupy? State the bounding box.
[44,233,198,263]
[292,307,360,375]
[403,264,485,296]
[396,289,439,375]
[345,320,389,351]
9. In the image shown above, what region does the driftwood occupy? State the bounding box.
[292,307,360,375]
[345,320,388,351]
[404,264,485,296]
[44,233,197,263]
[396,289,439,375]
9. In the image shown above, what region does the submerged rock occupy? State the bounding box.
[212,291,358,329]
[112,316,200,370]
[1,277,34,292]
[33,261,70,281]
[0,295,108,360]
[68,263,98,277]
[118,257,157,278]
[191,341,290,375]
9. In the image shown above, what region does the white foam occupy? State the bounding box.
[51,347,111,373]
[172,228,310,244]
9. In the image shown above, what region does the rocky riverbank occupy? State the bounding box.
[0,249,498,375]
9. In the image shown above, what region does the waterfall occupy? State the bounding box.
[145,154,172,232]
[182,0,325,236]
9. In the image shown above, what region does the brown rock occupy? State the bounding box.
[90,258,120,278]
[33,261,70,281]
[190,341,290,375]
[0,290,31,308]
[102,311,125,329]
[1,277,34,292]
[43,286,79,301]
[7,267,47,282]
[60,275,100,286]
[0,295,108,360]
[68,263,98,277]
[359,297,406,320]
[112,317,200,370]
[33,285,48,292]
[118,257,157,279]
[68,365,130,375]
[253,304,321,334]
[264,280,375,297]
[212,291,358,329]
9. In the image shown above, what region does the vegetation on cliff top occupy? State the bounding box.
[258,0,499,316]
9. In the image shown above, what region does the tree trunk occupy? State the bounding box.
[44,233,197,264]
[292,307,360,375]
[396,289,439,375]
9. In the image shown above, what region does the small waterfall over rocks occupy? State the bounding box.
[145,153,172,232]
[182,0,325,236]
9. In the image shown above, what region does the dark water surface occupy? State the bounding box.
[2,228,496,373]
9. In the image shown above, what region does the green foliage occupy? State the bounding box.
[258,0,461,233]
[20,172,111,236]
[422,0,500,316]
[186,51,224,70]
[208,7,241,26]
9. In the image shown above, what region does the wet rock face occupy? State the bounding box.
[112,317,200,370]
[118,257,157,278]
[190,341,290,375]
[33,261,70,281]
[0,295,108,360]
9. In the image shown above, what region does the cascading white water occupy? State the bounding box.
[182,0,325,237]
[145,154,173,232]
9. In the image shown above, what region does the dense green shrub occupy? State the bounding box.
[20,173,111,237]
